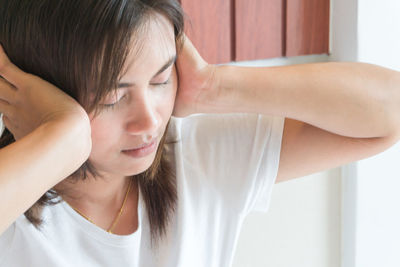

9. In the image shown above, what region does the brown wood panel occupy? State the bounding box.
[286,0,330,57]
[235,0,284,61]
[180,0,232,64]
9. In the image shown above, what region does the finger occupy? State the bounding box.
[0,76,17,102]
[0,44,28,88]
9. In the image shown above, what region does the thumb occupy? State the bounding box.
[0,44,28,88]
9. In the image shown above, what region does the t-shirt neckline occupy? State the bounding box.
[60,183,143,247]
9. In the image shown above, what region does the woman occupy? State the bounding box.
[1,0,400,266]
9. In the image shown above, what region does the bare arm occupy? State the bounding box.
[173,37,400,186]
[0,45,92,235]
[0,117,91,235]
[207,62,400,138]
[174,37,400,139]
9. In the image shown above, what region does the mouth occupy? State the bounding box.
[127,138,157,150]
[121,139,158,158]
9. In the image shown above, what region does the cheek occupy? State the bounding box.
[89,117,121,154]
[163,72,178,120]
[153,68,178,119]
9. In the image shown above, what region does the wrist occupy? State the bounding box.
[197,64,240,114]
[43,113,92,162]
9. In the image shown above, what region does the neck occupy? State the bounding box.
[57,173,136,210]
[55,173,139,234]
[56,174,139,234]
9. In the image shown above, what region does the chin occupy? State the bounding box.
[121,154,157,176]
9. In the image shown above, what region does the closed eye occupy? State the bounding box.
[150,77,171,87]
[101,76,171,110]
[118,55,176,89]
[100,94,127,109]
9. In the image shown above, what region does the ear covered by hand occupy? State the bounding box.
[0,44,89,141]
[173,35,219,117]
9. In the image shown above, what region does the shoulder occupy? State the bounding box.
[168,113,269,138]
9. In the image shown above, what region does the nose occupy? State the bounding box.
[125,95,161,137]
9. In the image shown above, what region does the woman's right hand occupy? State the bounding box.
[0,45,90,141]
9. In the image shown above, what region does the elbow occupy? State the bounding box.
[382,70,400,140]
[384,109,400,143]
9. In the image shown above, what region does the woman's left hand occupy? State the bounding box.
[173,35,219,117]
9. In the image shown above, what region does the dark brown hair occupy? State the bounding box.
[0,0,185,248]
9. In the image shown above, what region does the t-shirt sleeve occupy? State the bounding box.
[178,113,285,215]
[0,223,16,264]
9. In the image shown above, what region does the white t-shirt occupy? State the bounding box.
[0,112,285,267]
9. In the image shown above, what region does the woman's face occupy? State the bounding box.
[88,13,177,178]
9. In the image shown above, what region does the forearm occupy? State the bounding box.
[0,118,91,234]
[205,62,400,138]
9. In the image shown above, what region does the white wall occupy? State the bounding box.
[358,0,400,70]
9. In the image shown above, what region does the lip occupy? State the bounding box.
[128,138,157,150]
[122,139,157,158]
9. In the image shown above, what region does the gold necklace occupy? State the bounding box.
[66,178,132,234]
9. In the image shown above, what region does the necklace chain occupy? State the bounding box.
[66,178,132,234]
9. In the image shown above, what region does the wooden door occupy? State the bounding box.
[286,0,330,57]
[180,0,232,64]
[235,0,284,61]
[179,0,330,63]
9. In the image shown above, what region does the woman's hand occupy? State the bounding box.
[173,35,220,117]
[0,45,90,141]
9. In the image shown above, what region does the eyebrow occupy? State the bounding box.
[118,55,177,88]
